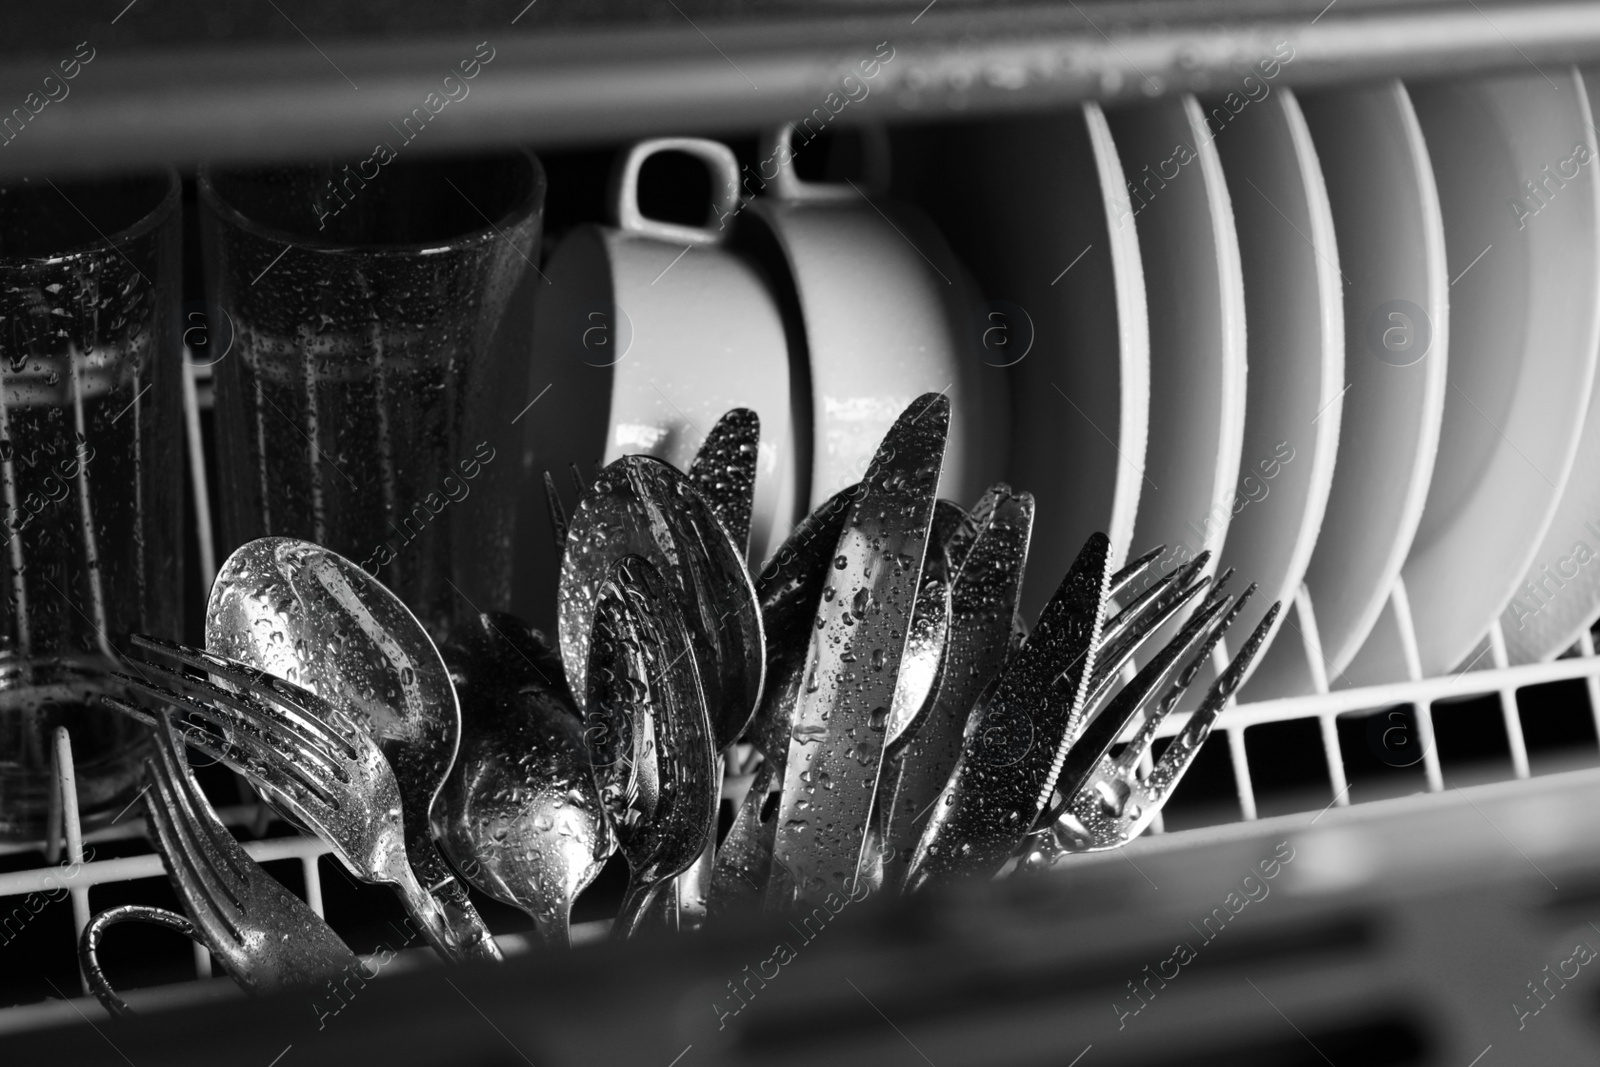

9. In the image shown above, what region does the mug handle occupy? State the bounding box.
[612,138,741,247]
[79,905,207,1018]
[762,123,891,203]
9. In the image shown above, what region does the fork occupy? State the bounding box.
[100,636,488,965]
[903,540,1229,890]
[79,713,362,1017]
[1037,593,1280,859]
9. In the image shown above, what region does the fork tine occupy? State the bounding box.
[104,686,341,810]
[155,716,249,891]
[1147,598,1281,793]
[1111,588,1249,776]
[130,636,357,761]
[544,470,569,555]
[1101,550,1210,651]
[1209,566,1236,597]
[189,715,346,817]
[1085,560,1213,711]
[116,665,343,781]
[144,741,245,942]
[1109,544,1166,600]
[1171,581,1258,695]
[1045,592,1235,824]
[570,462,589,498]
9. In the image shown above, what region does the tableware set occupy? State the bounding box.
[85,390,1277,1007]
[9,65,1600,1014]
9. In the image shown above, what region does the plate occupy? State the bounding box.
[1105,94,1248,615]
[1348,70,1600,681]
[1498,70,1600,664]
[1207,86,1345,696]
[891,106,1150,621]
[1248,79,1449,696]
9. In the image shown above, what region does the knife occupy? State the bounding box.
[765,393,948,909]
[904,531,1111,892]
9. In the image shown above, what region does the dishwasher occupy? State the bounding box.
[2,2,1600,1064]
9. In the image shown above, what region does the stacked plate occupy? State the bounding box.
[901,67,1600,694]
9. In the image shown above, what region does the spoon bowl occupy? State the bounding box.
[206,537,501,963]
[437,614,611,947]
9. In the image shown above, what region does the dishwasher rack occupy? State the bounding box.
[0,354,1595,1028]
[6,0,1600,1045]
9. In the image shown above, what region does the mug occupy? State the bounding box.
[747,125,1006,509]
[515,138,801,632]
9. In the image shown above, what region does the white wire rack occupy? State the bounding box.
[2,361,1598,1032]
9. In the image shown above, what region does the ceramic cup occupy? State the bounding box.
[514,138,801,633]
[747,125,1006,510]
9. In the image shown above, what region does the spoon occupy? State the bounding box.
[585,555,719,939]
[648,409,763,930]
[883,499,968,750]
[559,455,765,751]
[435,613,612,948]
[877,487,1034,888]
[205,537,502,964]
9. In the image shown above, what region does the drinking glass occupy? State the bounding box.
[0,170,183,840]
[199,151,545,643]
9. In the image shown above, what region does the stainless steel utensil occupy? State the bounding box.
[435,614,611,947]
[877,487,1034,887]
[204,537,501,963]
[559,455,765,752]
[584,556,718,939]
[903,539,1268,890]
[881,499,965,751]
[688,408,761,559]
[654,408,763,928]
[80,713,362,1017]
[1040,596,1280,857]
[766,392,949,910]
[903,532,1116,891]
[707,484,856,916]
[102,638,479,962]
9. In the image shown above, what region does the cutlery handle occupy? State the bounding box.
[393,837,504,965]
[611,877,665,941]
[80,905,205,1018]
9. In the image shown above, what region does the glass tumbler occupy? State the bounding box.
[0,170,183,840]
[199,151,545,643]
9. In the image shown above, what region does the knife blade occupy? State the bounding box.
[904,531,1111,892]
[765,393,949,909]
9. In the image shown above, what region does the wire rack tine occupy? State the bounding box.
[1293,585,1349,810]
[1579,627,1600,749]
[1390,578,1444,793]
[1487,621,1532,780]
[51,728,91,994]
